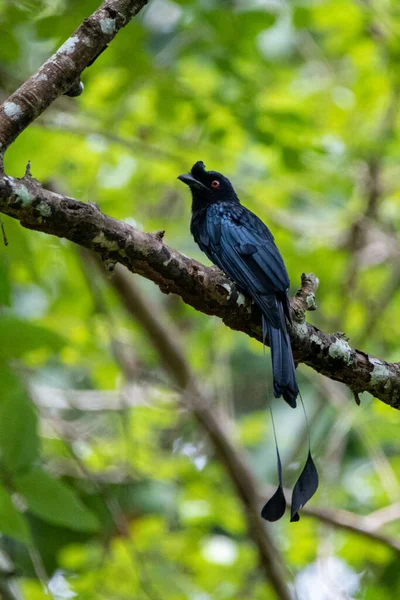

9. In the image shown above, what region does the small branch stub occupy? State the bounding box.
[0,177,399,408]
[291,273,319,323]
[64,79,84,97]
[24,161,32,179]
[155,230,165,241]
[0,218,8,246]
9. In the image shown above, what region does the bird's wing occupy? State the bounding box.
[205,203,290,328]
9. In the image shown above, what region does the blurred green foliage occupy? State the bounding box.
[1,0,400,598]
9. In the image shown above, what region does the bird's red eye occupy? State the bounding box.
[211,180,220,188]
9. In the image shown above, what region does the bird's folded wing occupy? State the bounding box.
[206,206,289,291]
[203,206,290,329]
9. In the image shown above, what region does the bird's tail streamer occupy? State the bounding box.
[260,316,287,520]
[290,391,319,522]
[260,317,319,522]
[261,406,286,521]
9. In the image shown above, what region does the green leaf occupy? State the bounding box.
[0,484,30,543]
[282,146,303,171]
[0,316,65,360]
[293,6,312,28]
[14,468,100,533]
[0,367,40,473]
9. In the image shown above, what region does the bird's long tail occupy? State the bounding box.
[263,314,298,408]
[261,306,319,522]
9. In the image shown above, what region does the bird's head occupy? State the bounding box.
[178,161,239,210]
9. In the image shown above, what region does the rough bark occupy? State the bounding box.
[0,0,149,151]
[0,171,399,409]
[0,0,399,412]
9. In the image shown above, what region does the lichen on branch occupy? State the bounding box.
[0,0,399,410]
[0,170,399,409]
[0,0,149,151]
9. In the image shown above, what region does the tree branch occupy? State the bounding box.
[0,173,399,409]
[0,0,148,151]
[0,0,399,410]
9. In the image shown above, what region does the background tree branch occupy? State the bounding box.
[0,0,149,152]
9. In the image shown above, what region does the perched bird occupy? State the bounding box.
[178,161,318,521]
[179,160,297,406]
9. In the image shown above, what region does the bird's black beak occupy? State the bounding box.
[177,174,206,189]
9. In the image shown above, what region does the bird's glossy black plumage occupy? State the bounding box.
[178,161,319,522]
[178,161,298,407]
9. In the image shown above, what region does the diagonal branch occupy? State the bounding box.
[0,172,399,409]
[0,0,149,152]
[0,0,399,411]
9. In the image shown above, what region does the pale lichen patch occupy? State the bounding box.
[36,202,52,217]
[369,358,391,387]
[310,333,324,348]
[58,35,79,55]
[294,321,308,338]
[328,338,353,365]
[3,102,22,121]
[237,292,246,307]
[92,231,119,251]
[100,18,116,34]
[306,294,316,309]
[221,283,232,300]
[10,182,33,206]
[35,73,48,82]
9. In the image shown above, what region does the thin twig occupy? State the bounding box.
[0,0,149,150]
[27,545,52,599]
[0,217,8,246]
[365,502,400,530]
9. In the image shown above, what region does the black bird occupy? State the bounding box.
[178,161,318,522]
[179,160,298,407]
